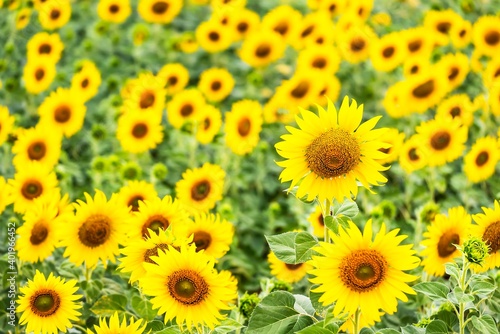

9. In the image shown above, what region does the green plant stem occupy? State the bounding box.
[458,254,470,334]
[323,198,331,242]
[85,265,93,282]
[353,308,361,334]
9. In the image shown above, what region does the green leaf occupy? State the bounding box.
[470,279,496,297]
[324,216,337,234]
[448,287,474,304]
[90,294,127,317]
[309,285,327,314]
[401,325,426,334]
[360,328,375,334]
[265,232,318,264]
[425,320,449,334]
[297,321,339,334]
[469,315,499,334]
[413,282,449,301]
[444,263,460,283]
[131,295,157,321]
[376,329,401,334]
[145,320,165,332]
[247,291,315,334]
[214,318,244,333]
[155,326,181,334]
[332,199,359,218]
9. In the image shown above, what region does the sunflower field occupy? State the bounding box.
[2,0,500,333]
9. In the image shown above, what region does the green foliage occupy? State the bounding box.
[265,231,318,264]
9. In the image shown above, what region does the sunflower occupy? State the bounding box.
[157,63,189,95]
[16,8,31,30]
[12,124,61,170]
[347,0,373,21]
[318,0,348,18]
[276,96,388,203]
[382,81,412,118]
[6,0,20,10]
[8,162,59,214]
[238,30,286,68]
[224,99,263,156]
[450,18,472,49]
[315,75,341,107]
[229,8,260,41]
[128,195,190,240]
[0,176,12,214]
[117,180,158,212]
[370,31,407,72]
[60,190,130,268]
[471,201,500,271]
[305,22,336,48]
[338,24,377,64]
[175,163,225,215]
[22,59,56,94]
[482,57,500,88]
[122,72,166,122]
[291,11,331,50]
[420,207,471,276]
[489,83,500,116]
[117,111,164,153]
[196,19,233,53]
[307,205,325,238]
[32,0,48,10]
[436,94,473,127]
[473,16,500,57]
[275,71,322,109]
[436,52,469,92]
[27,32,64,64]
[138,0,182,24]
[38,88,86,137]
[404,67,448,114]
[415,115,467,167]
[140,244,238,330]
[87,312,147,334]
[463,137,500,184]
[0,105,15,146]
[38,0,72,30]
[176,32,199,53]
[309,220,419,324]
[401,27,435,59]
[70,60,102,102]
[268,251,311,283]
[175,213,234,260]
[196,104,222,144]
[197,68,234,103]
[263,95,297,124]
[403,57,430,78]
[376,128,405,166]
[297,45,341,75]
[398,134,428,174]
[423,9,462,46]
[97,0,131,23]
[166,89,206,129]
[17,270,81,334]
[261,5,302,44]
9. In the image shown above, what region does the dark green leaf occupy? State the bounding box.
[90,294,127,317]
[265,232,318,264]
[425,320,449,334]
[413,282,449,301]
[297,321,339,334]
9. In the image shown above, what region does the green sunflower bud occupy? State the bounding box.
[239,292,260,319]
[419,202,440,225]
[152,163,168,180]
[121,161,142,180]
[462,236,489,266]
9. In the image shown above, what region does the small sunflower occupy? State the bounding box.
[436,52,469,92]
[23,59,56,95]
[297,44,341,75]
[117,180,158,212]
[403,57,430,78]
[196,19,233,53]
[17,271,82,334]
[423,9,462,46]
[117,111,164,154]
[12,124,62,169]
[263,95,297,124]
[376,127,405,166]
[38,0,72,30]
[318,0,348,18]
[471,200,500,271]
[309,220,419,324]
[276,71,323,109]
[436,94,473,127]
[60,190,130,268]
[97,0,132,23]
[16,8,31,30]
[276,96,388,203]
[70,60,102,102]
[229,8,260,41]
[175,163,225,215]
[196,104,222,145]
[450,18,472,49]
[0,105,15,146]
[307,205,326,238]
[346,0,373,21]
[473,16,500,57]
[87,312,147,334]
[398,134,428,174]
[420,206,471,276]
[383,81,411,118]
[238,30,286,68]
[292,11,331,50]
[401,27,435,59]
[157,63,189,95]
[268,251,311,283]
[175,213,234,260]
[0,176,12,214]
[490,84,500,116]
[140,244,238,329]
[315,75,341,107]
[122,72,166,122]
[166,89,206,129]
[404,68,448,113]
[38,87,87,137]
[138,0,183,24]
[261,5,302,44]
[176,32,199,53]
[26,32,64,64]
[338,24,377,64]
[370,31,407,72]
[224,99,263,156]
[482,57,500,88]
[464,136,500,184]
[198,68,235,102]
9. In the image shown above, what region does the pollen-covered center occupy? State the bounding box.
[78,214,111,248]
[28,141,47,160]
[475,151,489,167]
[305,128,361,178]
[340,249,387,292]
[22,180,43,200]
[192,231,211,252]
[30,289,60,317]
[143,243,169,264]
[191,180,211,201]
[412,79,435,98]
[430,131,451,150]
[30,222,49,245]
[54,105,71,123]
[142,215,170,238]
[437,231,459,257]
[168,270,209,305]
[483,221,500,253]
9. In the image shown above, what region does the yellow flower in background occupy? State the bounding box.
[261,5,302,44]
[464,136,500,184]
[7,0,19,10]
[117,111,164,153]
[229,8,260,41]
[471,201,500,272]
[198,67,235,102]
[196,19,233,53]
[268,251,311,283]
[338,24,377,64]
[38,0,72,30]
[473,16,500,57]
[166,88,206,129]
[138,0,183,24]
[157,63,190,95]
[196,104,222,144]
[489,83,500,116]
[175,163,225,214]
[292,11,332,50]
[483,57,500,88]
[87,312,147,334]
[122,72,166,122]
[347,0,373,21]
[370,12,391,26]
[176,32,199,53]
[401,27,435,59]
[97,0,132,23]
[239,30,286,67]
[15,8,31,30]
[275,71,323,110]
[276,96,388,203]
[0,105,15,146]
[27,32,64,64]
[403,57,430,77]
[423,9,462,46]
[17,271,82,334]
[420,206,471,276]
[404,67,448,113]
[309,220,419,326]
[297,44,341,75]
[315,75,341,107]
[376,128,405,166]
[23,59,56,94]
[12,124,62,169]
[117,180,158,212]
[399,134,428,174]
[450,18,472,49]
[263,95,297,124]
[0,176,12,214]
[70,60,102,102]
[318,0,348,18]
[224,99,263,155]
[307,205,325,238]
[436,52,469,92]
[436,94,474,127]
[382,81,411,118]
[370,31,407,72]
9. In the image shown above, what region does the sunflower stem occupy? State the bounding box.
[353,308,361,334]
[323,198,331,243]
[457,253,470,334]
[85,265,93,282]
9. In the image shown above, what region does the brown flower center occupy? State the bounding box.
[35,69,45,81]
[408,147,420,161]
[180,104,193,117]
[211,81,222,91]
[128,195,144,211]
[459,29,466,38]
[81,78,89,88]
[274,22,288,35]
[340,249,387,292]
[237,118,251,136]
[350,38,366,52]
[285,263,303,270]
[168,270,209,305]
[312,57,327,69]
[255,44,271,58]
[39,44,52,54]
[483,221,500,253]
[141,215,170,238]
[410,65,419,74]
[30,289,60,317]
[30,222,49,245]
[191,180,211,201]
[54,105,71,123]
[167,76,178,86]
[28,141,47,160]
[408,39,422,52]
[291,81,310,99]
[412,79,434,98]
[430,131,450,150]
[436,22,451,34]
[140,91,155,109]
[78,214,111,248]
[382,46,395,58]
[203,117,211,130]
[109,4,119,13]
[475,151,489,167]
[152,1,168,14]
[21,180,43,200]
[437,231,459,257]
[50,9,61,20]
[450,107,461,117]
[301,25,314,38]
[143,243,169,264]
[192,231,211,252]
[448,67,459,81]
[305,128,361,178]
[132,123,148,139]
[485,30,500,46]
[237,22,249,33]
[208,31,220,42]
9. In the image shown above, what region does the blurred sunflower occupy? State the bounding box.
[309,220,419,325]
[275,71,322,109]
[292,11,331,50]
[436,94,473,127]
[347,0,373,21]
[175,213,234,259]
[490,84,500,116]
[263,96,297,124]
[276,96,388,203]
[229,8,260,41]
[482,57,500,88]
[38,0,72,30]
[261,5,302,44]
[399,135,428,174]
[224,99,263,156]
[22,59,56,94]
[297,45,341,75]
[382,81,410,118]
[420,206,471,276]
[450,18,472,49]
[138,0,182,24]
[70,60,102,102]
[376,128,405,166]
[471,201,500,271]
[307,205,325,238]
[97,0,131,23]
[239,30,286,68]
[404,68,448,113]
[423,9,462,46]
[315,76,341,107]
[196,20,233,53]
[17,271,81,334]
[338,24,377,64]
[15,8,31,30]
[0,105,15,146]
[473,16,500,57]
[12,124,62,169]
[60,190,129,268]
[166,89,206,129]
[403,57,430,77]
[117,180,158,212]
[0,176,12,214]
[123,72,166,122]
[318,0,347,18]
[401,27,435,59]
[198,68,235,102]
[196,104,222,145]
[87,312,147,334]
[436,52,469,92]
[176,32,199,53]
[117,111,164,154]
[6,0,20,10]
[268,251,311,283]
[464,137,500,184]
[32,0,47,10]
[370,31,406,72]
[140,244,238,329]
[27,32,64,63]
[157,63,189,95]
[176,163,225,215]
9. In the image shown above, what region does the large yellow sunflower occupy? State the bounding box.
[471,201,500,271]
[238,30,286,68]
[297,44,341,75]
[0,105,15,146]
[420,206,471,276]
[60,190,130,268]
[309,220,419,325]
[138,0,182,24]
[174,213,234,260]
[275,96,388,203]
[117,111,164,154]
[117,180,158,212]
[224,99,263,155]
[38,0,72,30]
[268,251,311,283]
[26,32,64,64]
[23,59,56,95]
[261,5,302,44]
[175,163,225,215]
[140,244,238,330]
[97,0,131,23]
[398,134,428,174]
[195,104,222,145]
[70,60,102,102]
[473,16,500,57]
[38,87,87,137]
[198,68,235,102]
[436,94,474,127]
[87,312,147,334]
[464,136,500,184]
[17,270,82,334]
[196,19,233,53]
[166,89,206,129]
[12,124,62,169]
[157,63,189,95]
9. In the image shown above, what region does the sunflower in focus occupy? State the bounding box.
[23,59,56,94]
[16,8,31,30]
[399,134,428,174]
[297,45,341,75]
[175,163,225,215]
[38,0,72,30]
[117,111,164,153]
[97,0,131,23]
[224,99,263,156]
[138,0,182,24]
[420,206,471,276]
[473,16,500,57]
[198,68,235,102]
[17,271,81,334]
[87,312,147,334]
[370,31,406,72]
[0,106,15,146]
[239,30,286,68]
[436,52,469,92]
[167,89,206,129]
[12,124,62,169]
[117,180,158,212]
[70,60,102,102]
[157,63,189,95]
[464,137,500,184]
[196,19,233,53]
[471,201,500,271]
[276,96,388,203]
[261,5,302,44]
[268,251,311,283]
[376,128,405,166]
[27,32,64,64]
[60,190,130,268]
[436,94,473,127]
[140,244,238,329]
[229,8,260,41]
[309,220,419,325]
[196,104,222,144]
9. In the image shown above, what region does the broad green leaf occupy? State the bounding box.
[448,287,474,304]
[90,294,127,316]
[469,315,499,334]
[293,294,316,316]
[309,284,327,314]
[376,329,400,334]
[360,328,375,334]
[324,215,350,234]
[155,326,181,334]
[214,318,244,333]
[297,321,339,334]
[332,199,359,218]
[444,263,460,283]
[401,325,426,334]
[247,291,315,334]
[470,279,496,297]
[265,232,318,264]
[425,320,448,334]
[145,320,165,332]
[413,282,449,301]
[431,309,458,331]
[131,295,157,321]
